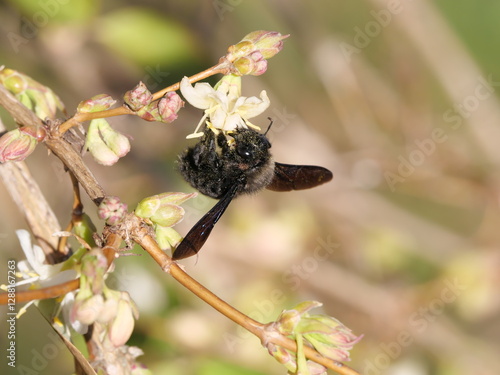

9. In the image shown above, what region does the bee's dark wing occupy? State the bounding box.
[172,184,239,260]
[266,162,333,192]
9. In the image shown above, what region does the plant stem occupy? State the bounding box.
[134,232,360,375]
[57,62,230,134]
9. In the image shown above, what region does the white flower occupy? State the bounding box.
[60,291,88,335]
[11,230,77,318]
[16,229,76,288]
[180,75,270,138]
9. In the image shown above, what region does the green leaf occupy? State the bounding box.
[96,7,198,66]
[6,0,98,23]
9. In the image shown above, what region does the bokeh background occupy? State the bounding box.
[1,1,500,374]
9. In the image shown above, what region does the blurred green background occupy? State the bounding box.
[1,1,500,374]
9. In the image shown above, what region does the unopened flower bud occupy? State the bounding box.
[72,213,97,249]
[135,192,196,227]
[155,225,183,250]
[266,341,327,375]
[0,67,64,119]
[225,31,289,75]
[108,292,138,347]
[80,249,108,295]
[263,300,361,372]
[85,119,130,166]
[267,343,295,367]
[77,94,116,113]
[20,125,47,142]
[242,30,289,59]
[297,314,362,362]
[226,40,254,61]
[158,92,184,123]
[96,298,119,324]
[1,69,28,94]
[124,82,154,111]
[98,196,128,225]
[214,74,241,97]
[136,101,161,122]
[273,301,362,363]
[71,294,104,325]
[0,126,43,163]
[233,51,268,76]
[136,92,184,123]
[275,300,322,334]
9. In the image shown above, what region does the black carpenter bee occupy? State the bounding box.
[173,125,333,260]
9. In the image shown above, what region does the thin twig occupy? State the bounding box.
[134,231,360,375]
[0,70,360,375]
[57,62,230,134]
[0,233,120,304]
[0,87,66,261]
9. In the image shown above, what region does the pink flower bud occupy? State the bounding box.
[158,92,184,123]
[20,125,47,141]
[233,51,268,76]
[98,196,128,225]
[0,127,41,163]
[136,101,162,122]
[124,82,153,111]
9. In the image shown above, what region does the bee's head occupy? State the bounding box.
[230,128,271,167]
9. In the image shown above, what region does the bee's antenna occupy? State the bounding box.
[265,117,274,135]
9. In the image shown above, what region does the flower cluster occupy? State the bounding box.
[178,31,288,138]
[225,30,289,76]
[264,301,362,374]
[0,66,65,119]
[67,248,149,373]
[180,74,270,138]
[124,82,184,122]
[135,192,197,251]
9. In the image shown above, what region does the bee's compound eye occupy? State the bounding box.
[236,143,253,159]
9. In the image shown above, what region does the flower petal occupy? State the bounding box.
[16,229,55,279]
[224,113,246,131]
[61,292,89,335]
[180,77,216,109]
[237,90,270,118]
[209,107,229,129]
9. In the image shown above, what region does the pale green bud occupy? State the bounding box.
[135,192,196,227]
[0,67,65,119]
[225,31,289,75]
[108,292,138,347]
[72,213,97,248]
[85,119,130,165]
[77,94,116,113]
[155,225,183,250]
